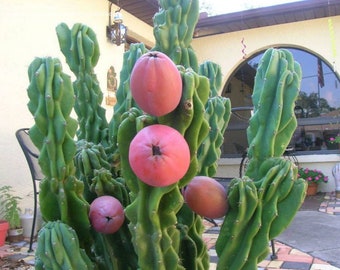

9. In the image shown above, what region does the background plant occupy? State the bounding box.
[329,135,340,144]
[298,168,329,184]
[0,186,22,229]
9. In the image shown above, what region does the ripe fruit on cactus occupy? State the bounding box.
[89,196,125,234]
[129,124,190,187]
[183,176,228,219]
[130,51,182,116]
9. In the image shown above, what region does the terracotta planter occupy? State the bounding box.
[0,220,9,246]
[306,182,318,196]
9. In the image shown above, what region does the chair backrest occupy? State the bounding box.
[15,128,44,181]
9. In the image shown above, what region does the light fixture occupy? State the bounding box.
[106,1,127,46]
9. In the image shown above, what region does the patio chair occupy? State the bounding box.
[15,128,44,252]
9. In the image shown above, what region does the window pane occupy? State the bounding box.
[222,48,340,157]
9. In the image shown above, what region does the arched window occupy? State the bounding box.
[221,47,340,157]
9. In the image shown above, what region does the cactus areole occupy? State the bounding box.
[128,124,190,187]
[130,51,182,116]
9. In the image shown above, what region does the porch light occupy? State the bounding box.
[106,1,127,46]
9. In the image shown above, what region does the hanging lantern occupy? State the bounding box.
[106,2,127,46]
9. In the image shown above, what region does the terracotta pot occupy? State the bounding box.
[0,220,9,246]
[306,182,318,196]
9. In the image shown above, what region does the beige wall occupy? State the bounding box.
[1,0,339,210]
[192,16,340,192]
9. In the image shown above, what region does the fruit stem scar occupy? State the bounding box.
[152,145,162,156]
[148,52,159,58]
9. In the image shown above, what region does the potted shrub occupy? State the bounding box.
[0,185,23,242]
[298,168,329,196]
[329,134,340,144]
[329,134,340,150]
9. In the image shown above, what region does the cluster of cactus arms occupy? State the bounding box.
[216,49,307,269]
[35,221,93,269]
[25,0,307,269]
[56,23,109,148]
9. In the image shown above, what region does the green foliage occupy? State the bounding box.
[296,91,332,117]
[298,167,329,184]
[0,186,22,229]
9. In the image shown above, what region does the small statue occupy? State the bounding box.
[332,163,340,198]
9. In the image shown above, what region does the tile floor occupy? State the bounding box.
[205,192,340,269]
[203,219,340,270]
[0,192,339,270]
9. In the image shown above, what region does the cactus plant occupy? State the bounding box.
[25,0,306,269]
[215,48,307,269]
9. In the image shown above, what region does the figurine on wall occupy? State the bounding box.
[106,65,117,106]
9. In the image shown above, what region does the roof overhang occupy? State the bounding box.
[108,0,340,38]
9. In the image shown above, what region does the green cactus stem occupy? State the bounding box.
[197,96,231,177]
[153,0,199,70]
[108,43,148,176]
[56,23,109,147]
[118,109,183,269]
[246,48,302,180]
[216,49,306,270]
[35,221,94,270]
[177,203,210,270]
[27,57,91,251]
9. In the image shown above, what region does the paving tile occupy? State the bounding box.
[258,259,270,268]
[277,246,293,255]
[290,248,312,257]
[281,261,311,270]
[6,253,28,262]
[267,260,284,268]
[0,246,13,258]
[310,264,340,270]
[22,255,35,265]
[313,258,331,265]
[277,254,313,264]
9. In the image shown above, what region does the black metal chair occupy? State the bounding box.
[15,128,44,252]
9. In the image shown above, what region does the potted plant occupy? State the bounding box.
[329,134,340,143]
[0,219,9,246]
[0,185,23,242]
[298,167,329,196]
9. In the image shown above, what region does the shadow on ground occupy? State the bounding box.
[300,192,325,211]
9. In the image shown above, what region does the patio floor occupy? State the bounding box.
[0,192,339,269]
